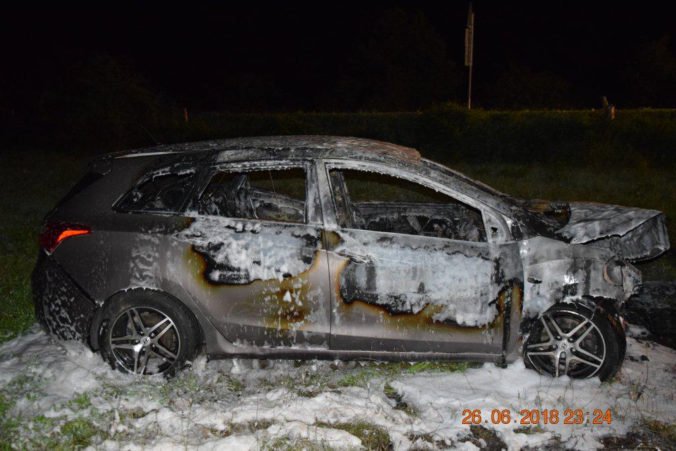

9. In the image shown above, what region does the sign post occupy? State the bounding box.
[465,2,475,110]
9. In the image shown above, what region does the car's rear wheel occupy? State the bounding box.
[523,303,623,381]
[99,290,200,376]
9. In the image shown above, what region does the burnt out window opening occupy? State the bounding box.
[116,172,195,213]
[329,168,486,242]
[198,167,307,224]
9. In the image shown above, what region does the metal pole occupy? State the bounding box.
[465,3,475,110]
[468,55,473,110]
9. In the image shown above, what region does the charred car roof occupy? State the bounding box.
[109,135,513,212]
[113,136,422,163]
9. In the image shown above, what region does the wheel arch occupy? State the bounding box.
[538,296,627,363]
[578,296,627,363]
[89,287,206,352]
[523,296,626,380]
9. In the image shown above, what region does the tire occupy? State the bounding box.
[523,303,623,381]
[99,289,201,376]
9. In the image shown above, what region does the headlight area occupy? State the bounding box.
[602,259,624,286]
[621,262,642,298]
[603,258,642,300]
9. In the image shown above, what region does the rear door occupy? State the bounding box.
[177,161,332,348]
[321,162,510,355]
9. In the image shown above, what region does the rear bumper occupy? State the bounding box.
[32,252,95,342]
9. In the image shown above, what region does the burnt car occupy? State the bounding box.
[33,136,670,379]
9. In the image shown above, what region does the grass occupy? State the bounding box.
[262,436,335,451]
[514,425,546,434]
[68,392,92,410]
[336,361,473,388]
[269,371,334,398]
[601,419,676,449]
[643,419,676,443]
[464,425,508,450]
[0,392,19,448]
[59,418,102,448]
[336,362,406,388]
[0,371,107,450]
[0,149,84,343]
[405,361,474,373]
[0,373,43,447]
[16,415,105,450]
[317,421,392,451]
[383,383,417,416]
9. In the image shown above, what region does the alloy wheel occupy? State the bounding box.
[108,307,181,375]
[524,308,606,378]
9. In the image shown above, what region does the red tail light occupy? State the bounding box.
[39,222,91,254]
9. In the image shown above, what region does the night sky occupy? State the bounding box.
[1,1,675,112]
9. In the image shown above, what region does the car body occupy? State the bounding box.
[32,136,670,379]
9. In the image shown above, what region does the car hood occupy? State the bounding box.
[556,202,670,261]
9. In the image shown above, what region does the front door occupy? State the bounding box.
[323,164,508,355]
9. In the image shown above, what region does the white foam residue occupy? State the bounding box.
[180,217,316,283]
[337,235,499,326]
[129,233,161,287]
[1,326,674,449]
[266,421,362,448]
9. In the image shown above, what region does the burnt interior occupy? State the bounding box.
[330,168,486,241]
[116,171,196,213]
[519,198,572,232]
[355,202,485,241]
[198,168,306,223]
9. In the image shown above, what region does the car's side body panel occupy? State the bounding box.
[325,228,504,354]
[520,236,638,318]
[315,159,525,358]
[178,217,332,349]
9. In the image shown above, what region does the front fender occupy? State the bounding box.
[520,237,628,319]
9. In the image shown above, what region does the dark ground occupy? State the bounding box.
[624,280,676,349]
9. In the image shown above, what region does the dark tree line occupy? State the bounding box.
[1,7,675,145]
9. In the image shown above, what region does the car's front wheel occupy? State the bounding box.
[523,303,623,381]
[99,290,201,376]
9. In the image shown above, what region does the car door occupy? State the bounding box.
[176,161,332,348]
[321,161,515,356]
